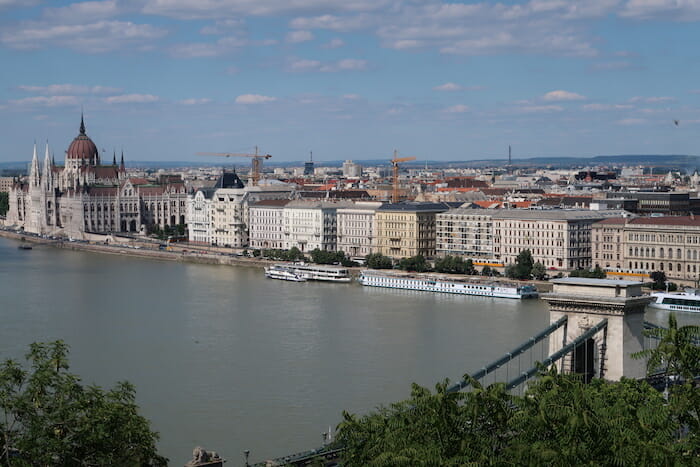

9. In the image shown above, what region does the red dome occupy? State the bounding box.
[66,116,98,161]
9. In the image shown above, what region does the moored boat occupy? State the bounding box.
[271,262,351,282]
[648,289,700,313]
[359,270,538,299]
[264,266,306,282]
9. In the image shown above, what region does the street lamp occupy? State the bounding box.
[244,449,250,466]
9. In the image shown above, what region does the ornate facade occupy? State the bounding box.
[6,116,187,238]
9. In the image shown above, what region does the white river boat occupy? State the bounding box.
[270,263,352,282]
[648,289,700,313]
[264,266,307,282]
[359,270,538,299]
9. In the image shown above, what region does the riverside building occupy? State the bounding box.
[436,208,629,271]
[336,201,383,258]
[592,216,700,285]
[6,116,187,237]
[375,202,451,259]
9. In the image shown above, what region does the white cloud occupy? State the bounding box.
[142,0,391,20]
[286,29,314,43]
[342,94,361,100]
[235,94,277,104]
[322,38,345,48]
[18,84,122,95]
[444,104,469,113]
[434,82,462,91]
[542,90,586,101]
[287,58,367,72]
[1,20,166,53]
[517,104,564,113]
[179,98,212,105]
[289,14,371,31]
[0,0,40,10]
[628,96,675,103]
[582,103,633,111]
[200,19,244,35]
[10,95,81,107]
[620,0,700,21]
[41,1,122,24]
[170,36,248,58]
[105,94,159,104]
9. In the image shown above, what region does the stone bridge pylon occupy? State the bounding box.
[542,278,653,382]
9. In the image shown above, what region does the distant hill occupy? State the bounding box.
[1,154,698,172]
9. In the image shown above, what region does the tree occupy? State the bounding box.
[0,341,166,466]
[569,266,606,279]
[531,262,547,280]
[434,255,465,274]
[365,253,393,269]
[398,255,429,272]
[0,192,8,217]
[650,271,668,290]
[506,250,534,280]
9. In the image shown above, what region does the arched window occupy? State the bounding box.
[660,248,665,258]
[677,249,682,259]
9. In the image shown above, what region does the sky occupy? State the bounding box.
[1,0,700,164]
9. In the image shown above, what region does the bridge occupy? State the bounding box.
[242,277,694,467]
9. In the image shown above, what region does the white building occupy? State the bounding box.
[187,172,294,247]
[342,160,362,178]
[336,201,383,258]
[282,200,352,252]
[248,199,290,249]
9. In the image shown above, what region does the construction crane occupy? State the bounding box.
[391,150,416,203]
[196,146,271,186]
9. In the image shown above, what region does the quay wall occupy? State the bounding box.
[0,229,552,292]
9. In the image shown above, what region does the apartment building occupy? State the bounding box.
[375,202,451,259]
[592,216,700,284]
[336,201,383,258]
[248,199,290,249]
[282,200,353,252]
[436,209,494,259]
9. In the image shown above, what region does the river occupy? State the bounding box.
[0,236,695,464]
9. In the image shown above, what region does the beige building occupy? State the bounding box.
[436,209,494,259]
[434,208,628,271]
[375,202,450,259]
[336,201,383,258]
[592,216,700,284]
[0,177,13,193]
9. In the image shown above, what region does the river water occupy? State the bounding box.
[0,236,696,464]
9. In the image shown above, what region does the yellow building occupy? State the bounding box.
[375,203,450,259]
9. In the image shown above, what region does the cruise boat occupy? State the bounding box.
[272,262,352,282]
[359,270,538,299]
[264,266,306,282]
[648,289,700,313]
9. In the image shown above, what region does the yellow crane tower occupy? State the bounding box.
[196,146,272,186]
[391,150,416,203]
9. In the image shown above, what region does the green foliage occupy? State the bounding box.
[0,192,8,217]
[309,249,355,266]
[337,369,692,466]
[650,271,668,290]
[365,253,393,269]
[433,256,475,275]
[506,250,534,280]
[531,262,547,280]
[569,265,606,279]
[398,255,429,273]
[481,265,492,276]
[0,341,166,466]
[260,248,307,262]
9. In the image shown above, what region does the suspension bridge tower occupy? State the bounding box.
[542,278,653,382]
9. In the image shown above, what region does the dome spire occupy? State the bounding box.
[79,112,86,135]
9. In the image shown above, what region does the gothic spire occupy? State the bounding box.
[112,150,117,166]
[120,150,125,171]
[30,141,40,187]
[79,112,86,135]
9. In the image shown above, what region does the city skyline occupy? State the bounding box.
[1,0,699,163]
